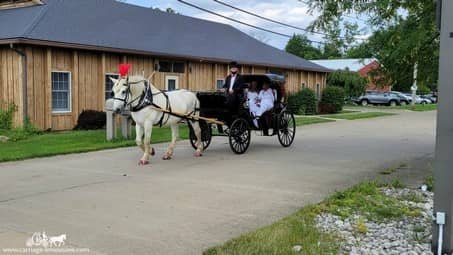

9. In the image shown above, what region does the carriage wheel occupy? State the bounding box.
[228,118,251,154]
[189,120,212,151]
[277,110,296,147]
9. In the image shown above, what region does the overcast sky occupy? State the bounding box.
[121,0,332,50]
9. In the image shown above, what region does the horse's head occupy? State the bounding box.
[110,77,130,113]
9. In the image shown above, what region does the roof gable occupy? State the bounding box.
[0,0,329,72]
[312,58,376,72]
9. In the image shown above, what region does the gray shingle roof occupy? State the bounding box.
[0,0,329,72]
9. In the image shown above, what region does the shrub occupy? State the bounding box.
[287,93,303,114]
[0,102,17,130]
[319,86,345,114]
[74,110,106,130]
[0,117,42,142]
[287,88,317,115]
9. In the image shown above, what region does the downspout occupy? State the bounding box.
[10,43,28,126]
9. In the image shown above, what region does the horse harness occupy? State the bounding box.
[113,78,172,127]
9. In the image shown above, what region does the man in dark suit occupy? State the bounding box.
[222,61,245,115]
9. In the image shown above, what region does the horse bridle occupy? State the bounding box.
[112,77,166,112]
[112,77,174,127]
[112,77,146,109]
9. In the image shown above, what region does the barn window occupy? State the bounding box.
[159,61,185,73]
[173,62,185,73]
[105,74,119,100]
[301,83,306,90]
[268,68,285,76]
[216,79,224,89]
[316,84,321,99]
[51,72,71,113]
[159,61,172,72]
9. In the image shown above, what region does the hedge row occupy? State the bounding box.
[287,86,345,115]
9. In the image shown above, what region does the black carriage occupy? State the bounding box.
[188,74,296,154]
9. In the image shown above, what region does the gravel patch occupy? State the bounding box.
[316,187,433,255]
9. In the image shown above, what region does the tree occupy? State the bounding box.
[319,86,345,114]
[285,34,323,60]
[327,70,367,98]
[307,0,439,91]
[166,7,177,14]
[346,43,373,59]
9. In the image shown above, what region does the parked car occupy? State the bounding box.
[421,94,437,103]
[354,91,400,106]
[404,93,432,104]
[390,91,411,105]
[415,95,432,104]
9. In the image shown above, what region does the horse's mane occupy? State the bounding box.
[115,75,158,90]
[126,75,147,83]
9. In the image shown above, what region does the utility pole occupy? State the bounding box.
[432,0,453,254]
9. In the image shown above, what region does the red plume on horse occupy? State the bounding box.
[119,63,132,77]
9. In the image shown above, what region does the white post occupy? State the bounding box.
[105,99,132,140]
[106,111,117,141]
[411,63,418,106]
[105,99,116,141]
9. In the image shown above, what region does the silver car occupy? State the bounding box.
[390,91,412,105]
[355,91,401,107]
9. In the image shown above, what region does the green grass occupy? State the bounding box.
[379,163,407,175]
[295,116,335,126]
[319,181,418,222]
[0,127,190,162]
[401,104,437,111]
[425,175,434,191]
[204,180,422,255]
[323,112,395,120]
[204,204,341,255]
[346,104,437,112]
[0,116,337,163]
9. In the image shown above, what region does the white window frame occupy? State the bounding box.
[51,71,72,113]
[165,76,179,91]
[105,73,119,100]
[216,79,225,90]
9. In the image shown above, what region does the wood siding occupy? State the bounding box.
[3,44,327,130]
[0,46,23,127]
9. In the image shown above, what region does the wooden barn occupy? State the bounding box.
[0,0,330,131]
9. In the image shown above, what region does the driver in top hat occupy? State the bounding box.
[222,61,245,114]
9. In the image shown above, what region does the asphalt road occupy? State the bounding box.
[0,110,436,255]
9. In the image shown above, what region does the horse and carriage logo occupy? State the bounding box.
[25,231,67,248]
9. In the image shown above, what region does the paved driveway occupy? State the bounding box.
[0,111,436,254]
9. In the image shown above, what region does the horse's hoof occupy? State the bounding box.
[194,151,203,157]
[138,160,149,165]
[150,148,155,156]
[162,154,172,160]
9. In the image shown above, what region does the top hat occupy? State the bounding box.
[229,61,240,68]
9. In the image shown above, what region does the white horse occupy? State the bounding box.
[49,234,66,247]
[110,75,203,165]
